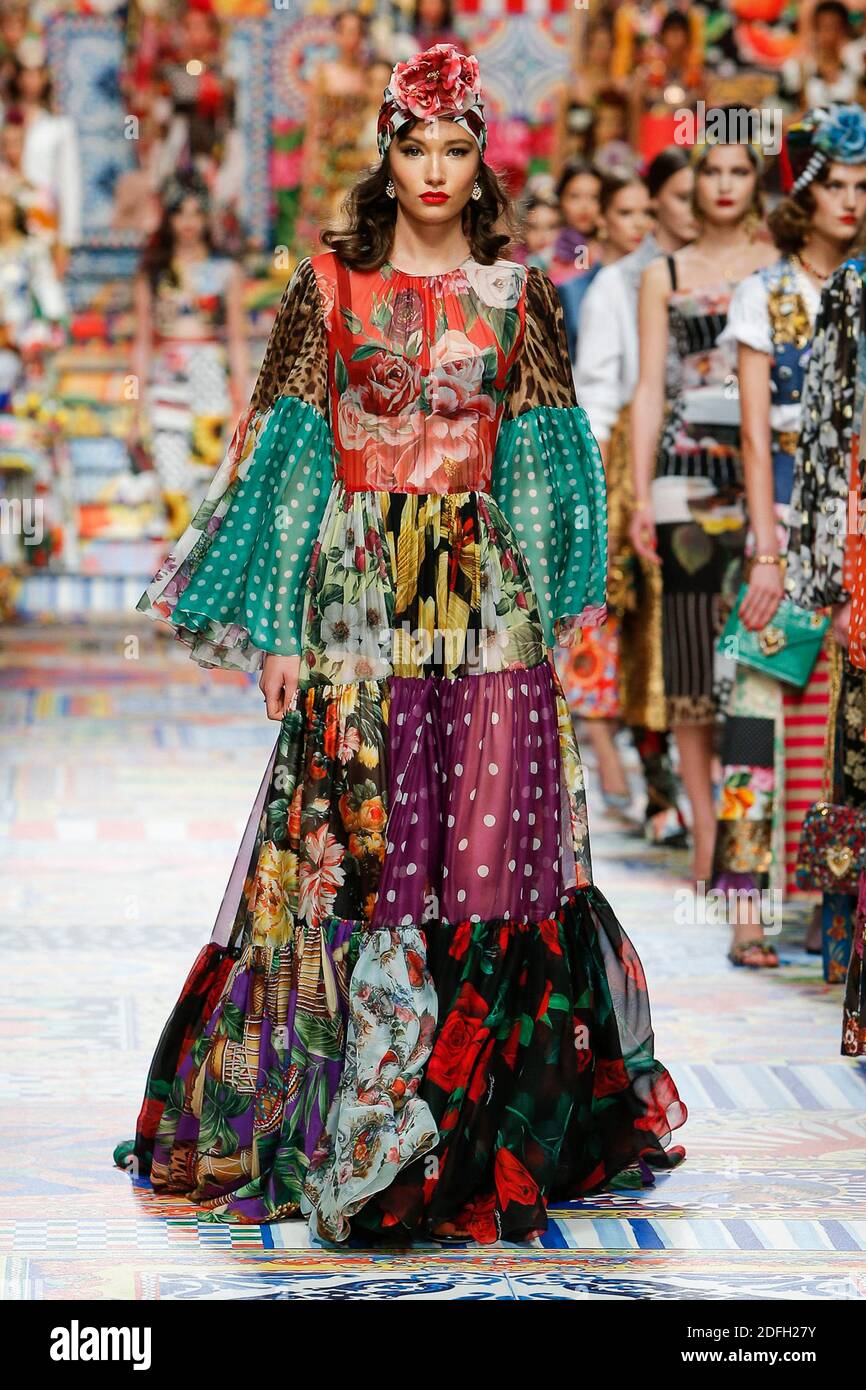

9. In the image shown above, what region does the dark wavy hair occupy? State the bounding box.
[321,125,514,269]
[140,176,216,292]
[767,171,824,255]
[767,162,866,254]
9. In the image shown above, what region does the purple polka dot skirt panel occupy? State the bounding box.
[373,664,582,928]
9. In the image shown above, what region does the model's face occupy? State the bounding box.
[171,195,207,248]
[560,172,601,235]
[602,183,652,256]
[595,102,626,146]
[336,13,364,55]
[586,24,612,68]
[524,203,562,254]
[654,166,698,243]
[661,29,690,65]
[695,145,758,226]
[183,13,216,52]
[1,15,25,49]
[814,13,846,57]
[20,66,47,102]
[418,0,448,27]
[388,119,479,226]
[811,162,866,245]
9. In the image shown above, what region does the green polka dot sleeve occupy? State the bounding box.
[491,404,608,650]
[137,395,334,670]
[136,255,333,671]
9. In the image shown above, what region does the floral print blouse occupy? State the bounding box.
[136,251,608,668]
[151,256,235,342]
[787,254,866,610]
[316,254,523,494]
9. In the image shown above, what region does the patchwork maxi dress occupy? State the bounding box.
[114,251,687,1244]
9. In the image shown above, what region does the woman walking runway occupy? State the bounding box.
[114,42,687,1245]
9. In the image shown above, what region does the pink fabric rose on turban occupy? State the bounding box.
[377,43,487,158]
[389,44,481,120]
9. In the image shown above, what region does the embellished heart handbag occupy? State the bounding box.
[795,641,866,893]
[795,802,866,893]
[716,584,829,690]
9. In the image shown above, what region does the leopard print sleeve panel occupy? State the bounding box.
[250,257,329,418]
[490,265,608,649]
[502,266,579,418]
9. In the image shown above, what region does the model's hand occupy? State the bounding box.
[628,502,660,565]
[739,563,784,632]
[832,600,851,649]
[259,653,301,720]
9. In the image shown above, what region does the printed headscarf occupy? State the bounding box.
[781,104,866,194]
[376,43,487,160]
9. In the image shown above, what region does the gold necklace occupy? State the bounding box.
[685,242,753,282]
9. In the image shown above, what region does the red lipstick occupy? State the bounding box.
[420,192,449,204]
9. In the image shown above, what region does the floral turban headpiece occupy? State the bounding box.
[376,43,487,160]
[689,131,765,177]
[781,104,866,194]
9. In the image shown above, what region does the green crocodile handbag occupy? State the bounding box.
[716,584,829,690]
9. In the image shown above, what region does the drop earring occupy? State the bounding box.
[386,180,396,198]
[471,181,482,201]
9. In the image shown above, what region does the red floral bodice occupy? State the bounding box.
[310,250,528,494]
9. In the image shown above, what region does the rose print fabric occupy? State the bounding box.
[321,254,518,494]
[352,887,686,1244]
[376,45,487,158]
[117,250,687,1243]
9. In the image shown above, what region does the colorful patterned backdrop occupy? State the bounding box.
[458,15,571,121]
[46,15,134,240]
[48,6,576,244]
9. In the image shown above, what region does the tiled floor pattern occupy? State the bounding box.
[1,619,865,1300]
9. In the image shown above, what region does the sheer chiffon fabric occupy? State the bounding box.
[117,250,687,1242]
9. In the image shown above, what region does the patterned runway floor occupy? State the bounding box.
[1,618,865,1300]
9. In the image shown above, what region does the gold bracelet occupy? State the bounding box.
[753,554,781,566]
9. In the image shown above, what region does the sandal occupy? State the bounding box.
[727,939,779,968]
